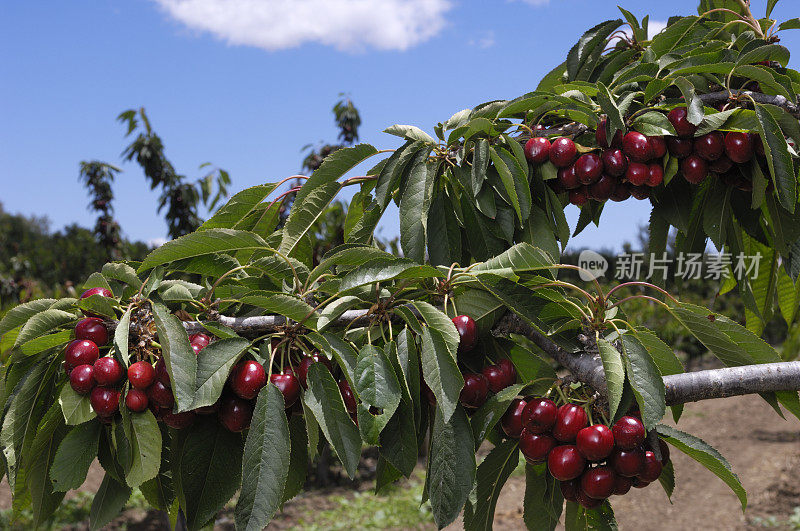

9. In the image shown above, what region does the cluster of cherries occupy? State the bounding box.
[524,106,768,206]
[502,397,668,509]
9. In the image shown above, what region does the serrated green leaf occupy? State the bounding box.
[152,302,196,412]
[114,308,131,366]
[50,420,101,491]
[523,463,563,531]
[470,383,524,448]
[0,299,57,338]
[621,334,666,432]
[755,103,796,213]
[337,258,442,292]
[193,337,251,409]
[399,150,434,263]
[384,124,436,144]
[138,229,269,273]
[429,405,475,529]
[420,326,463,423]
[463,440,519,531]
[239,293,317,328]
[101,262,142,290]
[673,77,704,125]
[122,409,162,488]
[199,183,279,231]
[58,384,96,425]
[597,338,625,420]
[354,344,401,444]
[14,309,75,348]
[89,474,132,531]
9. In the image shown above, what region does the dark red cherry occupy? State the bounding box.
[629,186,650,200]
[69,364,95,395]
[501,398,527,438]
[524,137,551,164]
[496,358,516,388]
[575,153,603,185]
[589,174,617,201]
[155,359,171,387]
[189,333,211,349]
[576,424,615,461]
[568,187,590,206]
[560,478,580,502]
[547,445,586,481]
[296,353,333,388]
[74,317,109,346]
[625,161,649,186]
[93,357,123,386]
[520,429,557,463]
[681,155,708,184]
[90,387,120,417]
[128,361,156,390]
[163,410,196,429]
[610,447,645,477]
[648,136,667,159]
[231,360,267,400]
[666,137,694,158]
[218,395,253,432]
[695,131,724,161]
[610,182,632,202]
[667,107,697,138]
[633,478,651,489]
[451,315,478,354]
[147,380,175,409]
[64,339,100,370]
[639,450,664,482]
[125,388,149,412]
[601,149,627,177]
[724,131,754,163]
[596,118,623,148]
[752,133,765,157]
[612,415,646,450]
[194,401,220,415]
[709,154,733,174]
[553,404,589,442]
[459,373,489,409]
[576,488,604,509]
[646,163,664,187]
[657,438,671,465]
[557,165,580,189]
[549,137,578,168]
[521,397,558,434]
[612,475,633,495]
[581,466,616,499]
[622,132,652,162]
[270,371,301,408]
[482,364,506,393]
[338,379,357,414]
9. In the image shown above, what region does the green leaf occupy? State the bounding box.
[673,77,703,125]
[566,19,623,81]
[427,191,463,267]
[14,309,75,348]
[631,328,685,376]
[176,417,243,530]
[755,103,796,213]
[16,330,72,358]
[76,294,117,319]
[0,299,57,337]
[399,150,434,263]
[114,308,131,366]
[375,141,426,210]
[523,463,563,531]
[101,262,142,290]
[384,124,436,144]
[471,242,555,277]
[620,334,666,432]
[199,183,278,231]
[50,419,102,491]
[657,424,747,510]
[89,474,132,531]
[239,293,317,328]
[152,302,197,412]
[318,296,362,332]
[737,43,790,67]
[470,384,524,448]
[281,144,377,256]
[379,394,418,477]
[354,344,402,445]
[597,338,624,420]
[303,363,361,479]
[596,81,625,138]
[122,409,162,488]
[420,326,463,423]
[472,138,490,195]
[658,459,675,501]
[428,406,476,529]
[306,245,395,287]
[138,229,269,272]
[25,402,67,527]
[463,440,519,531]
[58,383,96,425]
[702,177,733,249]
[337,258,442,292]
[489,146,524,223]
[193,337,251,409]
[776,268,800,325]
[632,111,677,136]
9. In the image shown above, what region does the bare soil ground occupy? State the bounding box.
[1,394,798,530]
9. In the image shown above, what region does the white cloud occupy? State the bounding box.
[647,20,668,39]
[517,0,550,5]
[152,0,452,52]
[148,237,168,247]
[468,31,495,49]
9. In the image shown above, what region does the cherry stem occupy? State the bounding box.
[608,294,671,310]
[606,281,678,303]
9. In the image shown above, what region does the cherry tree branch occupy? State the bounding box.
[181,310,800,406]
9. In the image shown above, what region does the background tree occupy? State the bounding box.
[78,161,123,261]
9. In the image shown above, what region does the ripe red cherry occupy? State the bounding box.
[459,373,489,409]
[521,397,557,434]
[612,415,646,449]
[218,395,253,432]
[576,424,615,460]
[497,358,516,388]
[581,466,616,499]
[724,131,754,163]
[195,402,220,415]
[695,131,724,161]
[639,450,664,482]
[610,447,645,477]
[613,475,633,495]
[189,333,211,349]
[69,364,96,395]
[549,137,578,167]
[633,478,650,489]
[610,183,632,202]
[648,136,667,159]
[709,155,733,174]
[601,149,627,177]
[657,438,671,465]
[74,317,109,346]
[666,137,694,158]
[667,107,697,138]
[90,387,120,417]
[553,404,589,442]
[93,357,123,386]
[752,133,765,156]
[547,445,586,481]
[576,488,604,509]
[452,315,478,354]
[557,165,580,189]
[646,163,664,187]
[501,398,527,438]
[568,188,589,206]
[622,132,652,162]
[482,364,506,393]
[681,155,708,184]
[338,379,357,414]
[231,360,267,400]
[270,370,300,408]
[560,478,580,502]
[524,137,551,164]
[296,353,333,387]
[625,161,649,186]
[163,410,196,429]
[147,380,175,409]
[595,118,623,148]
[125,389,149,412]
[629,186,650,200]
[519,429,557,463]
[80,287,113,300]
[574,153,603,185]
[64,339,100,370]
[589,174,617,201]
[128,361,156,389]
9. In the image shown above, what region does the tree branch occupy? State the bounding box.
[180,309,800,406]
[699,90,800,117]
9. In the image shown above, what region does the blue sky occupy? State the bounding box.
[1,0,798,251]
